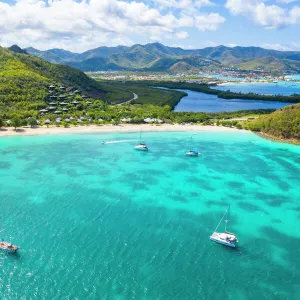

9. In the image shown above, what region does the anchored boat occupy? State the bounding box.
[185,135,200,156]
[0,240,20,253]
[185,150,200,156]
[0,229,20,253]
[134,130,148,151]
[210,205,238,248]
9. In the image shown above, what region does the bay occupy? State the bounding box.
[0,132,300,299]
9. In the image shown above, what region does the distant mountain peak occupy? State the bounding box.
[8,44,27,54]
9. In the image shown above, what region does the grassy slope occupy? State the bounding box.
[98,81,187,107]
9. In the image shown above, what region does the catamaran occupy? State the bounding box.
[210,205,238,248]
[134,130,148,151]
[0,230,20,253]
[185,135,200,156]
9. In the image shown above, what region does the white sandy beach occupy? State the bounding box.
[0,124,243,137]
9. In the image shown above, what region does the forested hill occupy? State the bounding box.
[0,45,105,97]
[0,45,114,120]
[246,104,300,141]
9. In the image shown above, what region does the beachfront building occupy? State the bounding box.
[120,118,132,123]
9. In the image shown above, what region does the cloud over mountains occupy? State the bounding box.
[0,0,225,51]
[0,0,300,51]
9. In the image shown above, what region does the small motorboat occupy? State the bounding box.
[210,204,238,248]
[134,143,148,151]
[0,240,20,253]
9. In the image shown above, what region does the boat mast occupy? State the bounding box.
[139,130,142,143]
[224,204,230,232]
[214,207,228,232]
[187,135,193,150]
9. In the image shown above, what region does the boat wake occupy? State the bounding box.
[103,139,140,144]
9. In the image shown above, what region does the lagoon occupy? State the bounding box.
[0,132,300,299]
[173,89,291,112]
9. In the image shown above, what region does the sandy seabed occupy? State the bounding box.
[0,124,243,137]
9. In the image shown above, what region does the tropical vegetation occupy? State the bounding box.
[1,46,300,143]
[244,104,300,141]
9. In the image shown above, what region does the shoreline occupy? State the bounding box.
[0,124,244,137]
[0,125,299,145]
[257,132,300,145]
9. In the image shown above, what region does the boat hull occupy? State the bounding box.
[0,241,20,253]
[210,236,236,247]
[185,152,199,156]
[134,146,148,151]
[1,247,19,253]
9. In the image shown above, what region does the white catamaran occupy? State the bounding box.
[134,130,148,151]
[210,205,238,248]
[185,150,200,157]
[185,136,200,156]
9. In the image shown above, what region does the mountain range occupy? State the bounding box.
[25,43,300,73]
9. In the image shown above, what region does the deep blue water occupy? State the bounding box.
[173,89,291,112]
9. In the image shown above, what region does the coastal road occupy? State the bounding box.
[116,91,138,105]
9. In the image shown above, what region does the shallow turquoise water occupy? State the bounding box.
[215,81,300,96]
[0,131,300,299]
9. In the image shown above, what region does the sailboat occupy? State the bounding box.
[134,130,148,151]
[0,229,20,253]
[210,205,238,247]
[185,135,200,156]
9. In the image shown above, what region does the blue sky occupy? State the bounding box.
[0,0,300,52]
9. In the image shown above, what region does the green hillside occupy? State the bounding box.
[246,104,300,141]
[145,55,220,72]
[0,46,135,119]
[235,57,300,73]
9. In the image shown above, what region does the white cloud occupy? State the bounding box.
[0,0,225,52]
[226,43,238,47]
[204,40,218,47]
[153,0,213,9]
[276,0,297,3]
[225,0,300,29]
[195,13,226,31]
[176,31,189,39]
[262,43,290,51]
[262,42,300,51]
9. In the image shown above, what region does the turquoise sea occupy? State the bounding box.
[215,81,300,96]
[1,131,300,299]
